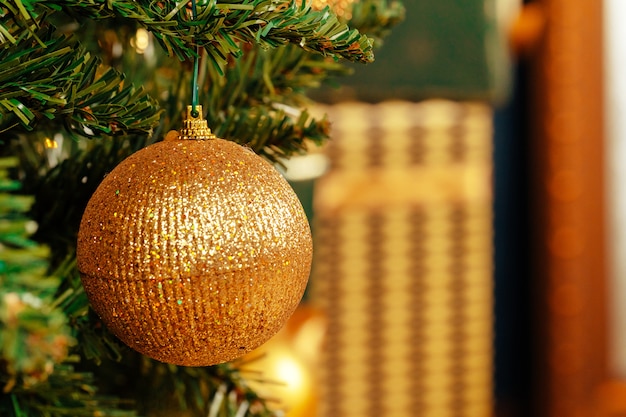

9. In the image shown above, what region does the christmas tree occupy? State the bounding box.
[0,0,403,415]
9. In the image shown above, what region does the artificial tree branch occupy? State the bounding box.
[0,25,161,136]
[1,0,375,72]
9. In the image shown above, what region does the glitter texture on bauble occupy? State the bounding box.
[76,107,313,366]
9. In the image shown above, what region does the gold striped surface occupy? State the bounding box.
[310,100,493,417]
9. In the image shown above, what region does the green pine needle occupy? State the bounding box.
[0,25,161,137]
[3,0,374,67]
[349,0,405,45]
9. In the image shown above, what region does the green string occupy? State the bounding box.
[191,0,199,118]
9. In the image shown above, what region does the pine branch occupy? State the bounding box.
[3,0,374,72]
[190,45,340,163]
[214,44,351,103]
[0,157,75,395]
[4,364,139,417]
[208,103,330,164]
[15,132,150,265]
[51,255,127,365]
[0,24,161,137]
[134,360,279,416]
[349,0,405,45]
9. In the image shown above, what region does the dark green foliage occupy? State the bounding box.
[0,0,403,415]
[0,24,160,137]
[29,0,375,65]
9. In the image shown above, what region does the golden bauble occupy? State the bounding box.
[76,136,312,366]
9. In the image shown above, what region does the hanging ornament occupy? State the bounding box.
[76,106,313,366]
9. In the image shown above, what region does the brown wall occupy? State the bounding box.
[528,1,608,415]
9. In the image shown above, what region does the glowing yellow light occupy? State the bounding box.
[44,137,58,149]
[310,0,355,19]
[133,28,150,54]
[242,307,323,417]
[248,348,314,417]
[275,355,306,390]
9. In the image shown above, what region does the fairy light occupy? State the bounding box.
[44,137,58,149]
[312,0,356,19]
[44,133,64,167]
[131,28,150,54]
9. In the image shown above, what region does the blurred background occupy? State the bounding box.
[253,0,626,416]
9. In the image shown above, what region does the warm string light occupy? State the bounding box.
[44,137,58,149]
[131,28,151,54]
[311,0,356,20]
[44,133,64,167]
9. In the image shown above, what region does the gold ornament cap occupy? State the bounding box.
[176,105,216,140]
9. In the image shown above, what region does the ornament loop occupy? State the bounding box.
[190,0,200,117]
[178,105,216,140]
